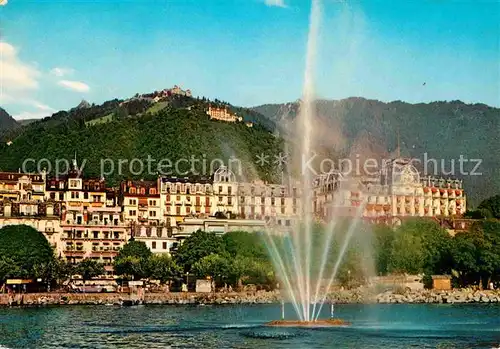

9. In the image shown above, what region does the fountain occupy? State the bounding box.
[263,0,364,327]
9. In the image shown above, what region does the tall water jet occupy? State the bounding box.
[264,0,366,326]
[298,0,321,323]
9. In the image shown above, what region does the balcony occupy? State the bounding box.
[64,249,86,256]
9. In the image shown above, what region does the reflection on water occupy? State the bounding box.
[0,304,499,348]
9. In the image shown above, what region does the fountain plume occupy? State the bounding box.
[262,0,370,324]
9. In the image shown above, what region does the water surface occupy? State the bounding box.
[0,304,499,348]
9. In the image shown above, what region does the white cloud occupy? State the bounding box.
[0,42,40,90]
[0,0,8,6]
[264,0,287,7]
[57,80,90,93]
[50,67,74,77]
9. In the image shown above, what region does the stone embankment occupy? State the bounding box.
[1,289,499,307]
[0,291,281,307]
[375,289,500,304]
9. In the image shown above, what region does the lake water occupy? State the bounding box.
[0,304,499,348]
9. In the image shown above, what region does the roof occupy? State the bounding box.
[161,176,213,184]
[0,172,44,183]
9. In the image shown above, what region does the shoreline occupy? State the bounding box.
[1,289,499,307]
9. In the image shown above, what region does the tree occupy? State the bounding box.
[477,195,500,219]
[0,256,21,282]
[192,254,231,286]
[390,219,452,276]
[0,225,55,279]
[175,230,224,272]
[116,240,152,261]
[372,224,395,275]
[223,231,268,261]
[33,258,72,290]
[114,241,152,279]
[148,254,182,284]
[76,259,104,283]
[388,230,424,274]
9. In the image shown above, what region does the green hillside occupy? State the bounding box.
[0,99,282,185]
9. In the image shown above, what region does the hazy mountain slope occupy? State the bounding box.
[0,108,20,134]
[253,98,500,206]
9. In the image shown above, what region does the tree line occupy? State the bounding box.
[0,209,499,291]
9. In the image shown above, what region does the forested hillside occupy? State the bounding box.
[0,99,282,185]
[253,98,500,206]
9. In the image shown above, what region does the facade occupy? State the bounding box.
[0,171,46,202]
[313,158,467,224]
[120,180,161,225]
[177,217,266,237]
[0,157,472,268]
[130,223,177,254]
[207,105,242,123]
[160,176,214,225]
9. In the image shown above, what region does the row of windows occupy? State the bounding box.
[151,241,168,250]
[128,210,157,217]
[65,231,122,239]
[128,199,158,206]
[128,187,157,195]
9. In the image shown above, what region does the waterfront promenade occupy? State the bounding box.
[2,289,499,307]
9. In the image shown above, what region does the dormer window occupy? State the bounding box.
[140,188,146,195]
[149,188,156,195]
[130,187,136,194]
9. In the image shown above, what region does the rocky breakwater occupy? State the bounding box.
[376,289,500,304]
[0,290,282,307]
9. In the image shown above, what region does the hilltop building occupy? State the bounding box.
[207,105,242,123]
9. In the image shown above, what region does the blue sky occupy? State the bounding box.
[1,0,499,119]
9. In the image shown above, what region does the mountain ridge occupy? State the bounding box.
[252,97,500,206]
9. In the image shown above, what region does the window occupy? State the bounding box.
[219,196,223,202]
[228,197,232,205]
[129,210,136,216]
[228,187,232,195]
[149,211,156,217]
[152,241,156,249]
[286,220,291,226]
[176,207,181,215]
[261,197,265,204]
[93,231,99,239]
[281,207,285,214]
[281,198,285,206]
[69,179,79,188]
[59,182,65,189]
[140,188,145,195]
[84,192,88,200]
[162,242,167,250]
[71,192,75,199]
[59,193,64,201]
[149,188,156,195]
[50,192,55,200]
[271,198,275,206]
[130,187,136,194]
[219,186,222,193]
[114,232,119,239]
